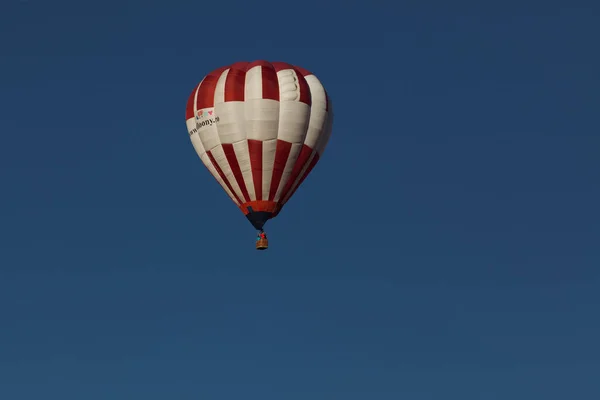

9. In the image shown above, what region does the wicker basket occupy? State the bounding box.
[256,238,269,250]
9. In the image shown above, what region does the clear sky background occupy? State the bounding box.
[1,1,599,399]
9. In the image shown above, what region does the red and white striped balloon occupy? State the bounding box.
[185,60,334,231]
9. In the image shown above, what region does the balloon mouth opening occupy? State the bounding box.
[245,210,273,231]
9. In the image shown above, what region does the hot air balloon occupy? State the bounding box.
[185,60,334,250]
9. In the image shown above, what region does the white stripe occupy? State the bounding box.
[276,69,310,143]
[274,142,302,202]
[200,152,240,206]
[303,75,328,149]
[209,144,245,203]
[186,115,206,157]
[277,69,299,101]
[315,99,334,155]
[281,150,316,205]
[244,66,263,100]
[262,139,277,200]
[276,101,310,143]
[233,140,255,201]
[199,69,227,151]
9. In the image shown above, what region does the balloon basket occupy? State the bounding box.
[256,238,269,250]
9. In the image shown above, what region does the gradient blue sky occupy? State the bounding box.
[1,1,599,399]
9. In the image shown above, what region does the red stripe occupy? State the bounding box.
[271,62,294,72]
[268,139,292,201]
[248,139,263,201]
[281,152,320,205]
[230,61,249,70]
[185,85,198,120]
[224,62,247,102]
[222,144,251,203]
[261,64,280,101]
[196,66,227,109]
[277,144,313,204]
[247,60,272,69]
[293,65,312,77]
[206,150,243,205]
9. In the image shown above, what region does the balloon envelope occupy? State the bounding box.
[185,60,333,230]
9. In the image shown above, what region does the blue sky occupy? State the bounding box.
[1,1,599,399]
